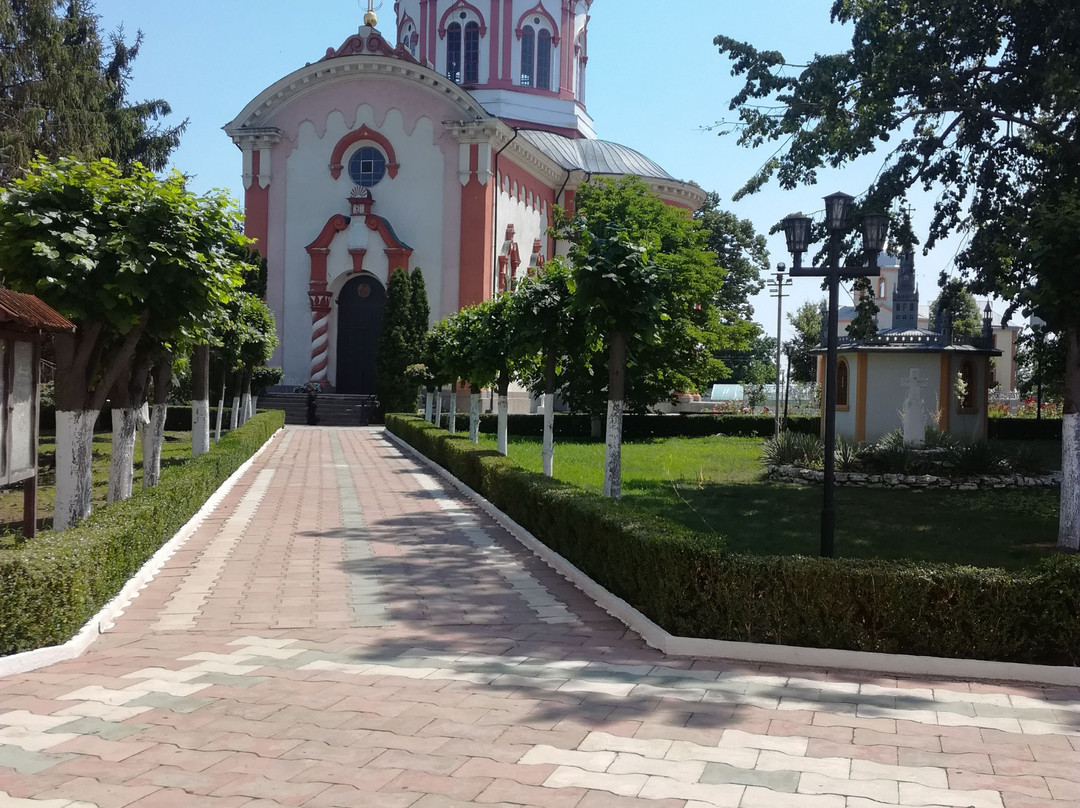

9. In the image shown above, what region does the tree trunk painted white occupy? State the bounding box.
[1060,412,1080,552]
[434,387,443,429]
[143,403,168,488]
[192,399,211,456]
[425,390,434,422]
[250,395,258,417]
[469,392,481,443]
[497,395,509,455]
[542,393,555,477]
[240,392,251,426]
[230,395,241,430]
[215,379,226,443]
[448,387,457,434]
[1059,327,1080,553]
[53,410,97,531]
[191,345,211,457]
[603,398,624,499]
[107,408,139,503]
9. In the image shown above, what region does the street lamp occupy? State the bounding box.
[782,194,888,558]
[767,265,792,436]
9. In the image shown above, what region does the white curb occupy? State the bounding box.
[0,428,284,679]
[384,429,1080,687]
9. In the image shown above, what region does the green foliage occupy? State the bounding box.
[0,411,283,654]
[455,294,517,394]
[0,1,183,180]
[507,259,580,395]
[834,436,861,471]
[717,326,776,387]
[762,431,820,467]
[555,176,731,412]
[452,413,819,440]
[388,415,1080,665]
[0,156,248,412]
[786,301,824,384]
[846,277,879,340]
[408,267,430,354]
[945,442,1007,476]
[693,191,770,322]
[251,366,283,395]
[376,268,417,413]
[929,280,982,339]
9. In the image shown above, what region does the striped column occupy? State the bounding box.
[309,279,332,386]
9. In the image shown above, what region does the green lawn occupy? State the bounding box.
[0,431,193,543]
[477,434,1060,570]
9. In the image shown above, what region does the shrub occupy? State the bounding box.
[387,414,1080,665]
[1008,446,1046,476]
[0,410,284,655]
[834,436,861,472]
[448,413,819,440]
[988,418,1063,441]
[946,441,1007,475]
[762,431,808,467]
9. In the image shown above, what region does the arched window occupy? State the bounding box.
[446,22,462,83]
[836,358,850,408]
[536,29,552,90]
[958,360,976,411]
[462,21,480,83]
[877,277,886,299]
[520,25,534,86]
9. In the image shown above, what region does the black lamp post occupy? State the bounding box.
[782,193,889,557]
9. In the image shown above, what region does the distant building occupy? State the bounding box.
[819,252,1001,443]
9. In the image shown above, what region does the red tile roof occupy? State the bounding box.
[0,288,75,332]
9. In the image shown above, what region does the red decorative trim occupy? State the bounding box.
[438,1,487,39]
[306,214,351,256]
[321,27,422,63]
[349,249,367,273]
[365,215,413,255]
[515,2,560,46]
[397,13,417,45]
[329,125,400,180]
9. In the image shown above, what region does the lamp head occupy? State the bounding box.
[824,191,855,232]
[860,212,889,253]
[781,213,812,255]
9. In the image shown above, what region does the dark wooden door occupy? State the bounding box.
[336,275,386,394]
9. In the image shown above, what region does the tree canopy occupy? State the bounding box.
[929,279,982,340]
[786,300,824,385]
[0,1,185,179]
[694,191,769,322]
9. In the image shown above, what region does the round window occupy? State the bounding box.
[348,146,387,187]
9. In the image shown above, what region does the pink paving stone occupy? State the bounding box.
[127,765,248,795]
[0,770,78,799]
[949,770,1053,799]
[806,737,898,765]
[210,774,334,806]
[125,745,234,772]
[382,770,494,801]
[1046,777,1080,801]
[476,778,588,808]
[303,784,422,808]
[453,757,556,785]
[51,735,157,762]
[36,776,162,808]
[126,791,251,808]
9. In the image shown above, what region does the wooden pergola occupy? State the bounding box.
[0,288,75,538]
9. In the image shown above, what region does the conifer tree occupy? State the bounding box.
[409,266,430,361]
[376,268,417,413]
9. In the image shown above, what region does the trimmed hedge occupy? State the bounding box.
[388,414,1080,665]
[445,412,818,439]
[0,410,284,655]
[988,418,1063,441]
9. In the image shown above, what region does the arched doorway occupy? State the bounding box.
[336,274,386,394]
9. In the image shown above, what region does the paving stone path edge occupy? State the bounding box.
[383,430,1080,688]
[0,428,285,680]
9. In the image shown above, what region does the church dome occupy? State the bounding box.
[519,129,675,179]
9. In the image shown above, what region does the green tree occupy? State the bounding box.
[455,295,517,450]
[929,279,982,340]
[555,177,732,419]
[718,326,776,387]
[0,157,245,527]
[694,191,770,322]
[714,1,1080,549]
[409,266,430,351]
[376,268,416,413]
[0,2,184,179]
[787,301,824,384]
[846,277,880,341]
[508,259,579,476]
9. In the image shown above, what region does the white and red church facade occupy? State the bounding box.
[225,1,705,394]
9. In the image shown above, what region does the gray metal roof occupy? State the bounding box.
[518,129,675,180]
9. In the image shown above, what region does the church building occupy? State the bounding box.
[224,1,705,393]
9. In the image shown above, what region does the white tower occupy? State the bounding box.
[394,0,594,137]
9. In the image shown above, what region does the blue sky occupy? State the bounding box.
[94,0,981,339]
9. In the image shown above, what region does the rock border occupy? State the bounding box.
[766,464,1061,490]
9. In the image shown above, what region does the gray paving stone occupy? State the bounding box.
[0,745,76,774]
[47,716,150,740]
[126,692,215,713]
[189,671,272,688]
[700,761,800,792]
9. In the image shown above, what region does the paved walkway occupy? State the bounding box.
[1,427,1079,808]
